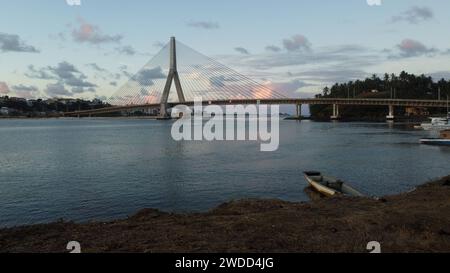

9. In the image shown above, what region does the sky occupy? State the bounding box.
[1,0,450,101]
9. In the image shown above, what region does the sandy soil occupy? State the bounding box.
[1,177,449,253]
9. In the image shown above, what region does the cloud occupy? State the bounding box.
[132,67,166,86]
[95,95,107,101]
[0,33,39,53]
[116,45,136,55]
[262,34,312,54]
[221,44,377,71]
[110,81,118,86]
[72,18,123,44]
[11,84,38,92]
[321,44,367,54]
[215,43,376,89]
[395,39,437,58]
[86,63,121,82]
[264,79,313,97]
[119,65,133,79]
[209,75,239,88]
[45,83,72,97]
[86,63,107,72]
[367,0,382,6]
[71,86,95,94]
[11,84,40,99]
[234,47,250,55]
[283,35,311,52]
[140,88,150,96]
[114,73,122,80]
[187,21,220,29]
[0,82,10,94]
[391,6,433,24]
[48,61,79,78]
[25,65,56,80]
[25,61,97,96]
[265,45,281,52]
[153,41,165,48]
[428,71,450,81]
[48,61,97,88]
[292,69,369,84]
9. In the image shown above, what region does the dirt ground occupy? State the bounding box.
[1,176,450,253]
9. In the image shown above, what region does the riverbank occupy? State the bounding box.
[0,116,160,120]
[1,176,449,253]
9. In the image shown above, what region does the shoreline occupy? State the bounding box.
[0,115,427,123]
[1,176,449,253]
[0,116,161,120]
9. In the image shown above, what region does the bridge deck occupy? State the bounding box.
[64,98,449,116]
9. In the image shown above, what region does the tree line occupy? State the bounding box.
[311,71,450,120]
[0,97,110,117]
[316,71,450,100]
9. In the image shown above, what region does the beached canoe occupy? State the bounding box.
[303,171,364,197]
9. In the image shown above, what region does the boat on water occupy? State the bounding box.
[417,98,450,130]
[419,116,450,131]
[303,171,365,197]
[420,129,450,146]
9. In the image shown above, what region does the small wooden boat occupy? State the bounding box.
[303,171,364,197]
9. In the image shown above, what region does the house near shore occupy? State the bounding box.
[0,107,9,115]
[405,107,429,117]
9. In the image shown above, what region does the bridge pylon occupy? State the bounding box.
[160,37,186,118]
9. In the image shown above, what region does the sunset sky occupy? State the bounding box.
[1,0,450,101]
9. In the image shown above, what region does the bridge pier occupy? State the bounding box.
[387,105,395,121]
[159,37,185,119]
[331,104,340,120]
[158,103,172,120]
[296,103,302,120]
[160,103,167,117]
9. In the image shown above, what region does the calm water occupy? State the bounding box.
[0,118,449,227]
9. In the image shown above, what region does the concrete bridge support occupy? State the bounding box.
[387,105,395,121]
[159,37,186,119]
[331,104,340,120]
[296,103,302,119]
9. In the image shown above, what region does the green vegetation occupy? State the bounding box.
[0,97,110,117]
[311,71,450,120]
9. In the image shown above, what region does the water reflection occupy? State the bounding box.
[0,118,449,227]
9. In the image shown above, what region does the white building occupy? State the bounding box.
[0,107,9,115]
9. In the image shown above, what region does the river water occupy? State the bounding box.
[0,118,449,227]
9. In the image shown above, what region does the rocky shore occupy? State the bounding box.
[1,176,450,253]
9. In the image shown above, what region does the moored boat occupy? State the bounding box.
[419,117,450,131]
[303,171,364,197]
[420,129,450,146]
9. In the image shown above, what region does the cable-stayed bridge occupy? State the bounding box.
[65,37,450,120]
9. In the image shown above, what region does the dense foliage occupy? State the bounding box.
[311,71,450,120]
[0,97,110,117]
